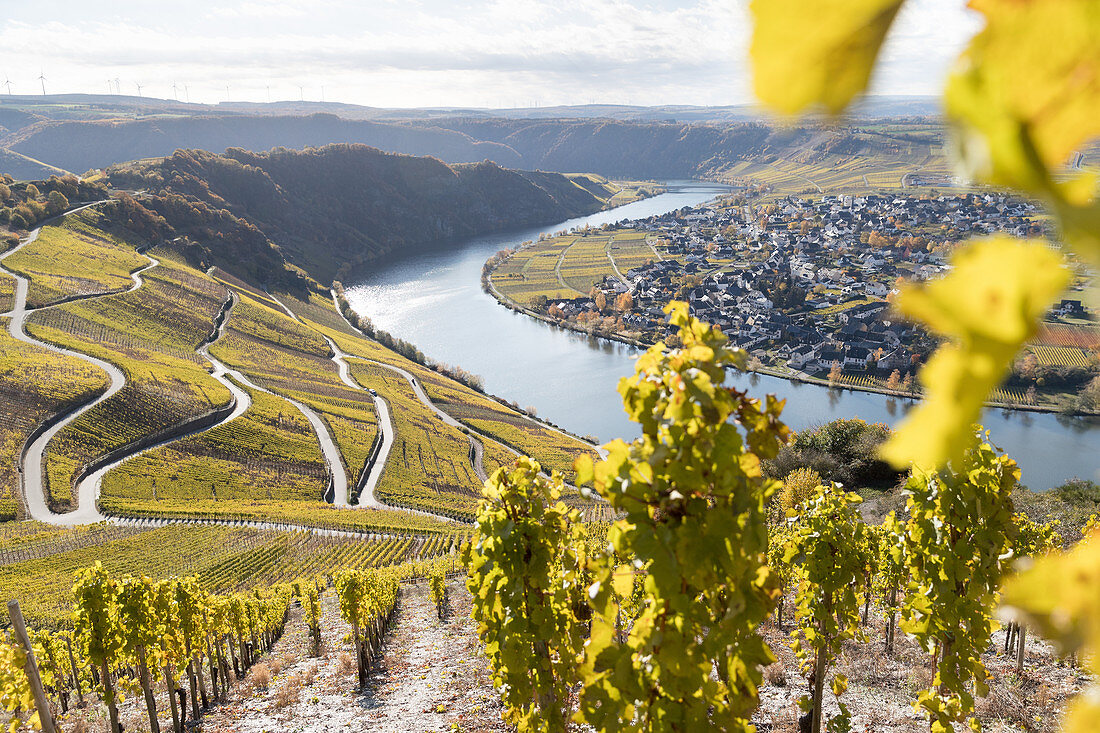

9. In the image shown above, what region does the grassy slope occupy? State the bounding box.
[3,212,148,308]
[25,251,233,509]
[0,329,108,517]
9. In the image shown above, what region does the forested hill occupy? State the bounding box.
[2,111,943,182]
[4,113,525,175]
[104,143,616,287]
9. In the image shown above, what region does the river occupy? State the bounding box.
[346,181,1100,490]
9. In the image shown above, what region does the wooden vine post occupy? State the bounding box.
[8,600,58,733]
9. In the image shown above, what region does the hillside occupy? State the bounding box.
[0,109,954,187]
[103,144,620,285]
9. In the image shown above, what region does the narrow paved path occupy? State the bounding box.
[342,354,490,480]
[0,214,160,524]
[322,335,394,510]
[605,235,630,286]
[74,291,253,520]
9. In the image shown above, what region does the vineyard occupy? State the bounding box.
[346,361,482,520]
[23,261,236,509]
[0,541,469,733]
[461,307,1096,733]
[2,213,149,309]
[1031,345,1096,368]
[100,386,330,504]
[0,328,108,519]
[0,523,463,629]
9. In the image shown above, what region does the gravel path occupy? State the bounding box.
[199,578,505,733]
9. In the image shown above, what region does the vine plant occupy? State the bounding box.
[784,484,874,733]
[575,302,789,732]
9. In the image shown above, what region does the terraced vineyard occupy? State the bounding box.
[347,360,481,519]
[317,314,598,481]
[1,211,148,308]
[207,285,380,491]
[0,329,108,519]
[100,386,329,503]
[0,201,612,553]
[24,253,234,509]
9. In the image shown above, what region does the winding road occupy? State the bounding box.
[322,335,394,510]
[73,292,253,521]
[0,208,593,531]
[0,211,353,525]
[0,214,161,525]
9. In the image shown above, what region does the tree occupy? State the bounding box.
[784,484,874,733]
[462,459,586,733]
[46,191,68,216]
[897,431,1018,732]
[594,291,607,312]
[779,467,821,515]
[24,184,40,200]
[827,361,842,385]
[614,291,633,311]
[576,302,788,732]
[885,369,901,391]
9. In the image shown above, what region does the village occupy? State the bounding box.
[545,192,1084,386]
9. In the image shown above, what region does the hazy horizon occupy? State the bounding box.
[0,0,979,109]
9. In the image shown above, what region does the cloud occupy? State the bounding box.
[0,0,974,107]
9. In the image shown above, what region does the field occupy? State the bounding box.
[0,522,464,627]
[348,361,481,519]
[1035,323,1100,350]
[25,252,235,508]
[2,212,149,308]
[1031,345,1095,368]
[492,236,584,303]
[0,328,108,518]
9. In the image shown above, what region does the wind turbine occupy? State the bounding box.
[184,84,190,103]
[266,85,270,102]
[3,77,13,95]
[172,82,178,100]
[225,84,230,101]
[38,71,46,95]
[135,82,143,97]
[113,77,121,94]
[298,84,304,101]
[106,79,113,94]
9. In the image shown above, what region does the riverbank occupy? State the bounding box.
[484,246,1095,419]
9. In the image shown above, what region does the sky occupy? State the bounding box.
[0,0,981,109]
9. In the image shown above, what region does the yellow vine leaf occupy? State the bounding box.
[945,0,1100,261]
[749,0,906,114]
[1000,538,1100,733]
[880,236,1069,468]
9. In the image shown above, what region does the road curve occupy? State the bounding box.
[75,292,253,519]
[322,335,394,510]
[0,225,159,524]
